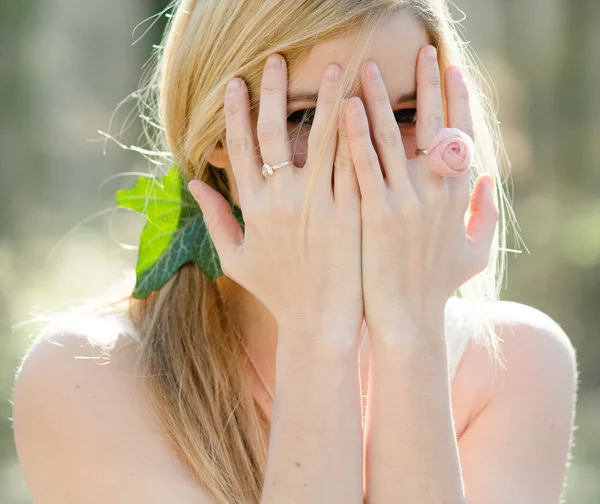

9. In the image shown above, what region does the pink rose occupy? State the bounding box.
[426,128,474,178]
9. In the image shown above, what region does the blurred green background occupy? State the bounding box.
[1,0,599,502]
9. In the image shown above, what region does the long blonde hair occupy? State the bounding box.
[93,0,516,502]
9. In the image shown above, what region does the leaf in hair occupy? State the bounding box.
[115,165,244,298]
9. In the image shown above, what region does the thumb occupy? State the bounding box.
[465,174,499,262]
[188,180,243,270]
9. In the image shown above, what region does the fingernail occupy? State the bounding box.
[326,64,341,83]
[350,98,363,116]
[425,45,437,61]
[365,61,380,81]
[226,79,241,93]
[188,180,202,200]
[266,54,282,70]
[449,65,463,80]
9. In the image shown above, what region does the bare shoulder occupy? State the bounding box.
[451,299,578,438]
[12,315,216,504]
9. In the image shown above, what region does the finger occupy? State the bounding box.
[444,64,475,211]
[416,45,446,153]
[360,60,413,197]
[257,54,294,188]
[465,175,498,266]
[344,97,387,203]
[415,45,446,189]
[306,64,343,201]
[224,78,263,205]
[188,180,243,277]
[445,65,475,142]
[333,101,360,206]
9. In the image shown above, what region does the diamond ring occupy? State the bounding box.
[261,160,294,178]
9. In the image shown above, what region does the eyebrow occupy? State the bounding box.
[287,90,417,105]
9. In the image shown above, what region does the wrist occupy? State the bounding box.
[367,307,446,346]
[369,325,449,368]
[276,320,361,355]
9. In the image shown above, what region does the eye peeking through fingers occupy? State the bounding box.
[287,107,418,129]
[287,108,317,126]
[394,108,417,130]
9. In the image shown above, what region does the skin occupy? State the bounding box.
[12,10,577,504]
[200,9,577,501]
[205,10,483,417]
[207,10,432,405]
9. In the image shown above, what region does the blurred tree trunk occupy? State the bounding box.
[0,1,38,241]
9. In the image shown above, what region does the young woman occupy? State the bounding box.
[12,1,577,503]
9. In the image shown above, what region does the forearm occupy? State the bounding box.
[260,326,364,504]
[364,315,465,504]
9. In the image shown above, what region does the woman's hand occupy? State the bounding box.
[188,54,363,347]
[344,44,499,336]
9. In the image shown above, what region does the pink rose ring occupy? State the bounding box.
[415,127,474,178]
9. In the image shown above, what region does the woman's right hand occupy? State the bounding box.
[188,54,363,346]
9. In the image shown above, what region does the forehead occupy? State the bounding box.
[289,10,429,99]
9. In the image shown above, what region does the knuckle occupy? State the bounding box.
[260,85,280,95]
[375,125,402,147]
[348,121,370,139]
[227,135,253,157]
[338,128,350,141]
[428,112,446,131]
[270,196,297,217]
[424,186,447,206]
[203,212,219,233]
[357,153,380,173]
[463,125,476,142]
[225,97,241,117]
[379,203,396,223]
[455,75,470,100]
[257,122,282,143]
[370,203,395,230]
[398,195,420,218]
[426,71,441,87]
[373,87,390,105]
[458,86,470,102]
[334,148,354,173]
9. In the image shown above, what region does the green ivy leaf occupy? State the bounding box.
[115,165,244,299]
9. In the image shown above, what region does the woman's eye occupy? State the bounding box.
[394,108,417,128]
[287,107,417,128]
[287,108,316,125]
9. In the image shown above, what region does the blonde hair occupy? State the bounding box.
[85,0,518,502]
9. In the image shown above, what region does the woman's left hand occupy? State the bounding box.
[343,44,499,337]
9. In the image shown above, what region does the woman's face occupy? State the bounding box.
[218,10,430,204]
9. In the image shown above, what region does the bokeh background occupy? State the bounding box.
[1,0,599,502]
